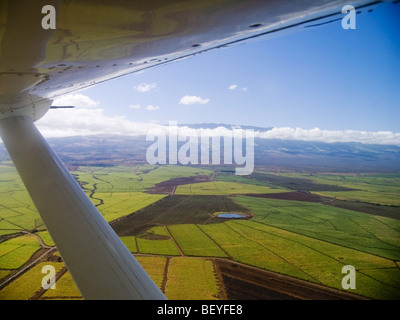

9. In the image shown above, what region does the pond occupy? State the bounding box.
[217,213,246,219]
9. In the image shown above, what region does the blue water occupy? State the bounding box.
[217,213,245,219]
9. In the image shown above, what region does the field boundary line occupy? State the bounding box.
[234,219,400,290]
[195,224,231,258]
[235,220,349,264]
[212,259,227,300]
[371,216,400,235]
[348,217,400,251]
[249,216,399,261]
[226,222,321,284]
[161,257,170,294]
[164,225,184,256]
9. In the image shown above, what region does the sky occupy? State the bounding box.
[36,1,400,145]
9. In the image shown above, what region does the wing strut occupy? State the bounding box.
[0,115,166,300]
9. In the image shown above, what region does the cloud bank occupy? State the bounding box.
[32,94,400,146]
[129,104,160,111]
[255,127,400,146]
[52,93,99,108]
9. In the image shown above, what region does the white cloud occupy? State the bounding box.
[144,125,400,146]
[35,106,400,146]
[228,84,248,92]
[52,93,99,108]
[255,127,400,146]
[129,104,141,109]
[134,82,157,93]
[145,105,159,111]
[179,95,210,105]
[34,94,400,147]
[35,106,163,138]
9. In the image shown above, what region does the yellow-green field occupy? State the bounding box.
[0,166,42,236]
[0,262,64,300]
[175,181,287,195]
[272,172,400,206]
[167,224,228,257]
[313,190,400,206]
[135,226,181,256]
[94,192,166,222]
[165,257,219,300]
[0,234,41,269]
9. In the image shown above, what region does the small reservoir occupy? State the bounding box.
[217,213,246,219]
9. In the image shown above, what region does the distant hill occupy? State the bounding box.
[1,123,399,172]
[178,123,274,132]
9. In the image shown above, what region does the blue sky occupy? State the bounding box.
[37,1,400,144]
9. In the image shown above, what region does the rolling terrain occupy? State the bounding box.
[0,132,399,300]
[2,128,399,171]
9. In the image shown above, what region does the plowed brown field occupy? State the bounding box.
[214,259,366,300]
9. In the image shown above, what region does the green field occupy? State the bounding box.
[35,231,55,247]
[136,226,181,256]
[265,172,400,206]
[111,194,251,236]
[314,190,400,206]
[73,165,213,193]
[1,164,400,300]
[93,192,166,222]
[234,196,400,261]
[0,234,41,269]
[232,171,357,192]
[160,218,399,299]
[167,224,228,257]
[0,167,43,236]
[175,181,287,195]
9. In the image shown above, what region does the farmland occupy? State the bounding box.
[234,196,400,261]
[175,181,288,195]
[0,163,399,300]
[248,171,400,206]
[0,234,42,269]
[111,194,251,236]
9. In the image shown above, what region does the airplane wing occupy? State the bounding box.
[0,0,381,299]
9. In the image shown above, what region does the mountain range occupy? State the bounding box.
[1,123,399,172]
